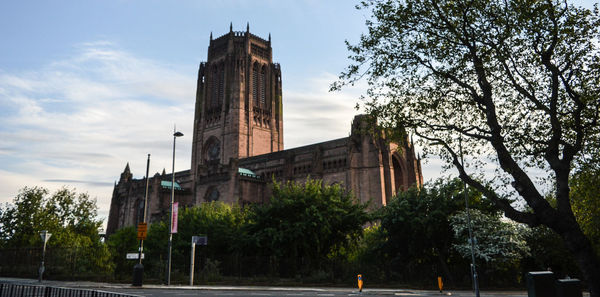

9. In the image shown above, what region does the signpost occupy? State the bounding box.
[39,230,52,282]
[133,154,151,287]
[190,235,207,286]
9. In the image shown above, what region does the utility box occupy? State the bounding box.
[527,271,556,297]
[556,279,582,297]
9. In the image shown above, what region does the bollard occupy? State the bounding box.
[438,276,443,293]
[357,274,363,292]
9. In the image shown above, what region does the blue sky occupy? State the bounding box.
[0,0,597,223]
[0,0,378,222]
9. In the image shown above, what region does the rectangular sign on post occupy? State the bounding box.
[172,202,179,233]
[137,222,148,240]
[192,235,208,246]
[126,253,145,260]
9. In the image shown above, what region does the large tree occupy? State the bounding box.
[377,178,497,286]
[243,178,370,277]
[0,187,112,278]
[333,0,600,294]
[0,187,103,248]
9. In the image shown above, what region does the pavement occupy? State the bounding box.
[1,277,590,297]
[0,277,537,296]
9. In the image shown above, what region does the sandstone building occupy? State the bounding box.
[106,25,423,236]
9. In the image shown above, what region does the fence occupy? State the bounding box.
[0,282,142,297]
[0,247,111,281]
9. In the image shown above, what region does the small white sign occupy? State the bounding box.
[126,253,144,260]
[40,230,52,243]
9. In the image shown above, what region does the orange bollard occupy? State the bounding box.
[438,276,443,293]
[357,274,363,292]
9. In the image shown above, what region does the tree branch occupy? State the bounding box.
[416,131,541,226]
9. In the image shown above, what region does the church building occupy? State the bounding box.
[106,25,423,236]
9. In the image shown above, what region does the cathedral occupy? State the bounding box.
[106,25,423,236]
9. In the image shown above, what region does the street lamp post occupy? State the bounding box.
[166,129,183,286]
[459,137,480,297]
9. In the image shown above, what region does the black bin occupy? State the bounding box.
[527,271,556,297]
[556,279,581,297]
[132,263,144,286]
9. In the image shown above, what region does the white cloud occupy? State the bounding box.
[0,41,197,227]
[283,72,365,148]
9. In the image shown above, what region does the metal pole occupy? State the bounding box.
[139,154,150,265]
[190,242,196,286]
[39,237,47,282]
[167,129,183,285]
[38,230,50,282]
[459,137,480,297]
[133,154,151,286]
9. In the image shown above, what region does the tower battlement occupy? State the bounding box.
[208,28,272,62]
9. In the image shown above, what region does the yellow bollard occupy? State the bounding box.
[438,276,443,293]
[357,274,363,292]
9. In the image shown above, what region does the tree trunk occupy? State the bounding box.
[557,224,600,297]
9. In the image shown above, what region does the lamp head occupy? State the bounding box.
[173,131,184,137]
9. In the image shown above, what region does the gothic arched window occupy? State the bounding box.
[218,64,225,107]
[211,66,218,110]
[210,65,224,110]
[260,66,266,106]
[392,155,405,192]
[252,63,259,107]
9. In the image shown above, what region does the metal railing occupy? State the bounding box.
[0,282,143,297]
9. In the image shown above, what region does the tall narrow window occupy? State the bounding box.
[211,67,219,110]
[218,66,225,107]
[392,155,404,192]
[252,63,259,106]
[260,66,266,106]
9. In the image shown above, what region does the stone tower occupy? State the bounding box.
[190,24,283,201]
